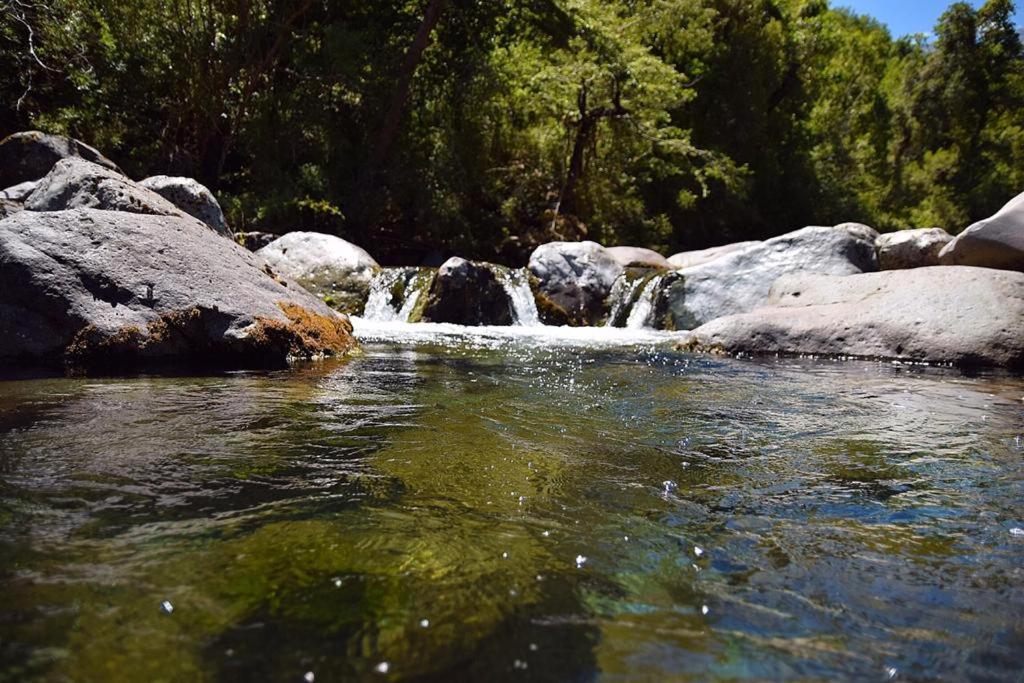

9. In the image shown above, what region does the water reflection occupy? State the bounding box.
[1,344,1022,681]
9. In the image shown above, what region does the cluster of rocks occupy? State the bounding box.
[0,132,356,373]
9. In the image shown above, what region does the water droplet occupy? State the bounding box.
[419,618,430,628]
[701,605,709,615]
[513,659,529,670]
[502,551,509,559]
[692,563,701,572]
[375,662,390,674]
[693,546,704,557]
[536,574,544,581]
[529,643,538,652]
[886,666,898,679]
[333,578,343,588]
[160,600,174,615]
[663,480,678,494]
[304,672,315,683]
[542,530,550,537]
[623,535,629,541]
[575,555,587,568]
[1010,528,1024,537]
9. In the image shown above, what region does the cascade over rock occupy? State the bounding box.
[0,209,355,371]
[256,232,379,315]
[681,267,1024,369]
[661,224,878,330]
[528,241,623,326]
[939,191,1024,271]
[0,131,121,187]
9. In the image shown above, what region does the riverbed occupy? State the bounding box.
[1,323,1022,681]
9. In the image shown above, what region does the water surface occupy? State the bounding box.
[1,327,1023,681]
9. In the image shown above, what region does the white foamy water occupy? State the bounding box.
[350,317,684,349]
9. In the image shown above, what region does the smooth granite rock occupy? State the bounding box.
[681,266,1024,369]
[661,224,878,330]
[939,192,1024,271]
[606,246,673,270]
[139,175,228,234]
[876,228,953,270]
[256,232,380,315]
[667,241,761,269]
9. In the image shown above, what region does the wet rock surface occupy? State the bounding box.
[682,266,1024,368]
[419,257,515,326]
[0,209,355,371]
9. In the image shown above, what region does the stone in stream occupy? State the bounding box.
[419,257,515,326]
[256,232,380,315]
[605,246,673,270]
[667,241,761,269]
[528,241,623,326]
[876,228,953,270]
[939,191,1024,271]
[25,157,188,219]
[680,266,1024,369]
[0,130,122,187]
[138,175,228,234]
[0,209,356,372]
[659,224,878,330]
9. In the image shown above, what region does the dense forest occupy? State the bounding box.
[1,0,1022,264]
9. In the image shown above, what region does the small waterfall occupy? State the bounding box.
[624,274,665,329]
[605,274,649,327]
[499,268,541,327]
[364,268,435,322]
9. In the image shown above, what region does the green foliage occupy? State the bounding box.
[1,0,1022,261]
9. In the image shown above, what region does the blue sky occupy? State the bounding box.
[839,1,1024,36]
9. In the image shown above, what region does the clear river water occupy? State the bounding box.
[1,320,1022,682]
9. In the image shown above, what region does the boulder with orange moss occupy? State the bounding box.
[0,208,356,372]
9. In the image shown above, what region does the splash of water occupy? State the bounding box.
[625,274,666,329]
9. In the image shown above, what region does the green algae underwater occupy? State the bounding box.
[1,340,1023,682]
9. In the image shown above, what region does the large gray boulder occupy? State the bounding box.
[139,175,228,234]
[25,157,186,219]
[668,241,761,269]
[939,192,1024,271]
[256,232,379,315]
[876,228,953,270]
[419,257,515,326]
[680,267,1024,369]
[0,209,356,372]
[661,224,878,330]
[606,246,672,270]
[0,131,121,187]
[528,241,623,326]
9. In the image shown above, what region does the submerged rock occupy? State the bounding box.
[0,130,121,187]
[939,192,1024,271]
[256,232,379,315]
[662,224,878,330]
[138,175,228,234]
[606,246,672,270]
[419,257,515,326]
[0,209,356,372]
[681,266,1024,369]
[667,241,760,269]
[528,241,623,326]
[876,228,953,270]
[25,158,187,219]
